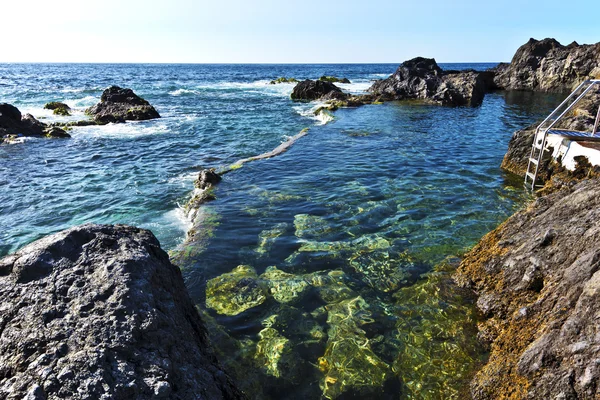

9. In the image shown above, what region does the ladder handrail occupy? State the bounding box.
[541,82,598,134]
[594,104,600,136]
[534,80,592,135]
[525,79,600,190]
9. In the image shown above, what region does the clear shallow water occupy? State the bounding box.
[0,63,563,398]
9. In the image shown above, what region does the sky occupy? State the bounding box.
[1,0,597,63]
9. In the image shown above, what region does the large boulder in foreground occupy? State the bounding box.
[493,38,600,92]
[456,178,600,399]
[0,224,244,400]
[291,79,345,101]
[86,86,160,124]
[368,57,494,106]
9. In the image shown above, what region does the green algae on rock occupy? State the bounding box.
[206,265,268,315]
[294,213,332,239]
[255,223,289,255]
[318,296,392,399]
[260,266,311,304]
[269,77,299,84]
[392,261,484,398]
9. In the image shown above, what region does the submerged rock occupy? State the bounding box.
[86,86,160,124]
[205,265,268,316]
[44,126,71,138]
[0,224,244,400]
[368,57,494,107]
[260,266,311,304]
[493,38,600,92]
[318,296,392,399]
[291,79,345,101]
[456,178,600,399]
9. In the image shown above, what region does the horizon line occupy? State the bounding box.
[0,61,506,65]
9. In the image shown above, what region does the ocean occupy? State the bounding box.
[0,63,564,398]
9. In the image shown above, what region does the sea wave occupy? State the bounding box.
[71,121,170,139]
[169,88,199,96]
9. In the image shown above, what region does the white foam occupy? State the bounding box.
[169,88,198,96]
[72,121,169,139]
[167,172,198,185]
[335,80,373,94]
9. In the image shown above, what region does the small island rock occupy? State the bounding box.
[86,86,160,124]
[291,80,346,101]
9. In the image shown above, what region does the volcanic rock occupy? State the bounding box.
[493,38,600,92]
[86,86,160,124]
[456,178,600,399]
[368,57,494,106]
[0,224,244,400]
[291,80,346,101]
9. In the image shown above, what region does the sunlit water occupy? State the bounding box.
[0,63,563,398]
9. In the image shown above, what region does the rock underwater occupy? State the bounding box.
[0,224,244,400]
[86,86,160,124]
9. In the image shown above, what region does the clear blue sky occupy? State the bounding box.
[1,0,597,63]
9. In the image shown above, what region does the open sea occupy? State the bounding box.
[0,63,565,398]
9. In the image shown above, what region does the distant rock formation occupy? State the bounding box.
[455,177,600,399]
[493,38,600,92]
[318,76,351,84]
[44,102,71,116]
[86,86,160,124]
[368,57,495,107]
[0,103,70,142]
[291,79,346,101]
[0,224,244,400]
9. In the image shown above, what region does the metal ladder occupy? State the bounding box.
[525,80,600,190]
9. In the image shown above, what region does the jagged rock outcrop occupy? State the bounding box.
[455,178,600,399]
[494,38,600,92]
[368,57,494,106]
[0,224,244,400]
[0,103,71,142]
[86,86,160,124]
[290,80,345,101]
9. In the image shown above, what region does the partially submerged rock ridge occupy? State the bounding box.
[86,86,160,124]
[0,224,244,400]
[455,178,600,399]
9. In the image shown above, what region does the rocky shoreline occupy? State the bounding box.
[1,86,160,144]
[1,37,600,399]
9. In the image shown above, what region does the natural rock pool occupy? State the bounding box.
[0,63,564,398]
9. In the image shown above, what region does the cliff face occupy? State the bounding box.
[0,224,244,400]
[494,38,600,92]
[455,179,600,399]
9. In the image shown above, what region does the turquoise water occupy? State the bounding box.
[0,63,563,398]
